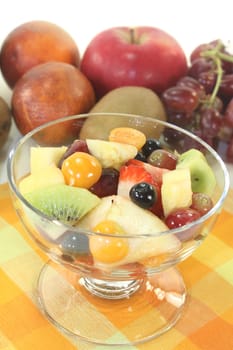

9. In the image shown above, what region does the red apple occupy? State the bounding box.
[11,62,96,145]
[80,26,188,99]
[0,21,80,88]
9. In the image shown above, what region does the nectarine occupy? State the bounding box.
[11,62,96,145]
[0,20,80,88]
[0,96,11,149]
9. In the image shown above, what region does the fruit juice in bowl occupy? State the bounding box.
[7,113,229,346]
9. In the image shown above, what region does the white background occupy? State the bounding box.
[1,0,233,183]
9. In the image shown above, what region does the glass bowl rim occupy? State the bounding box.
[7,112,230,239]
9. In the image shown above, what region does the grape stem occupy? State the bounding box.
[201,40,233,106]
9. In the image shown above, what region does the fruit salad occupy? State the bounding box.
[18,126,216,270]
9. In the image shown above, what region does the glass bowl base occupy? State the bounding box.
[37,260,186,346]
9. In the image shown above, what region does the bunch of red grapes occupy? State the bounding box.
[162,40,233,163]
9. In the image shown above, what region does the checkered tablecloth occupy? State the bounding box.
[0,182,232,350]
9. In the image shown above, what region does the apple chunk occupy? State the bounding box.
[161,168,193,217]
[30,146,67,174]
[77,195,181,268]
[19,165,65,195]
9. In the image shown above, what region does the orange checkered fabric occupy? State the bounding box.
[0,183,232,349]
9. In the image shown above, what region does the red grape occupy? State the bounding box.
[163,127,184,145]
[219,74,233,99]
[58,139,89,167]
[191,192,213,216]
[190,40,220,62]
[147,149,178,170]
[167,111,193,127]
[218,124,233,143]
[223,98,233,127]
[165,208,201,229]
[188,58,215,80]
[177,76,206,99]
[89,168,119,197]
[162,86,200,113]
[210,96,224,112]
[182,129,205,152]
[161,38,233,163]
[199,107,222,137]
[221,49,233,73]
[198,71,217,94]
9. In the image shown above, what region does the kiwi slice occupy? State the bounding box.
[177,152,216,196]
[24,184,101,225]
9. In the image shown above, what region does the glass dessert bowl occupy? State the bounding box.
[7,113,229,346]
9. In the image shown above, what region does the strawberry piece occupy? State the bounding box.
[150,181,164,218]
[117,164,155,198]
[126,159,169,186]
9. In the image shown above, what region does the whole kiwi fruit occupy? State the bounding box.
[79,86,167,140]
[0,96,11,149]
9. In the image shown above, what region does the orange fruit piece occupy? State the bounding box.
[109,127,146,150]
[61,152,102,188]
[90,220,129,263]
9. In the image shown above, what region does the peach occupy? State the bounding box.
[11,61,96,145]
[0,20,80,88]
